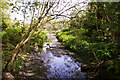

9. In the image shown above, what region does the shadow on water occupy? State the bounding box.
[38,33,86,79]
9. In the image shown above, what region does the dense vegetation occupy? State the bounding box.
[2,20,48,73]
[1,0,120,79]
[1,0,48,73]
[57,2,120,76]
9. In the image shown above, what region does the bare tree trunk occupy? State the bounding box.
[22,12,25,34]
[5,3,53,71]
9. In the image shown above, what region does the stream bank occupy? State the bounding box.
[15,54,48,80]
[13,33,87,80]
[12,33,119,80]
[56,32,120,80]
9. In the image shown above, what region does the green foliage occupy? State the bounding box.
[91,42,115,61]
[1,0,50,73]
[107,60,120,73]
[14,53,26,73]
[57,2,120,75]
[29,30,48,47]
[57,28,90,54]
[2,24,48,72]
[2,26,22,45]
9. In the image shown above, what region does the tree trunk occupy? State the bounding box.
[5,2,54,71]
[5,41,23,71]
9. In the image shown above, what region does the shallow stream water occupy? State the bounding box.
[38,33,86,79]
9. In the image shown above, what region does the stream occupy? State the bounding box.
[38,33,86,79]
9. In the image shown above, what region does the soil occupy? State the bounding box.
[15,53,49,80]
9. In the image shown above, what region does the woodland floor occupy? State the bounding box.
[15,53,49,80]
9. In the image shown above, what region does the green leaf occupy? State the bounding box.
[19,66,22,69]
[9,3,14,6]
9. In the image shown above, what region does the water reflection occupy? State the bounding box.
[38,34,86,79]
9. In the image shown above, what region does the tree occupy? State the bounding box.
[68,2,120,63]
[4,0,86,71]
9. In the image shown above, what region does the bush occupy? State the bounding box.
[91,42,115,61]
[56,28,90,54]
[57,28,117,62]
[2,26,49,71]
[2,26,22,45]
[29,30,48,47]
